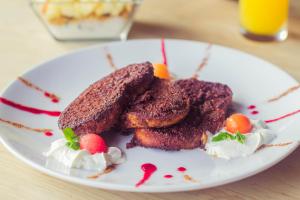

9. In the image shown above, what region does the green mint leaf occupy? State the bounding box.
[212,132,234,142]
[66,141,80,150]
[212,131,246,144]
[236,132,246,144]
[228,133,235,140]
[212,132,227,142]
[63,127,77,141]
[63,128,80,150]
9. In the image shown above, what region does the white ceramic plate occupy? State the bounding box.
[1,39,300,192]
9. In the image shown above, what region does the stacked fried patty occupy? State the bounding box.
[128,78,233,150]
[121,78,190,129]
[58,62,154,135]
[58,62,233,150]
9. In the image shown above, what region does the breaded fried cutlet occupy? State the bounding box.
[128,78,233,150]
[121,78,190,128]
[58,62,154,136]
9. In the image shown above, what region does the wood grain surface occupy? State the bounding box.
[1,0,300,199]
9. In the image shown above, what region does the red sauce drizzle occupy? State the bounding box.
[0,117,52,133]
[104,47,117,71]
[161,38,168,66]
[44,131,53,136]
[164,174,173,179]
[248,105,256,109]
[265,109,300,123]
[135,163,157,187]
[177,167,186,172]
[44,92,59,103]
[268,84,300,103]
[251,110,259,115]
[192,43,212,78]
[0,97,61,117]
[18,77,60,103]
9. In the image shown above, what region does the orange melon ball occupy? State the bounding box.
[225,113,252,134]
[153,63,170,79]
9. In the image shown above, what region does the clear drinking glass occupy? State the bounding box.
[239,0,289,41]
[31,0,141,41]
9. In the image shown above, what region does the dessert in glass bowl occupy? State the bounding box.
[31,0,141,41]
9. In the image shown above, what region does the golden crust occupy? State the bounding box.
[133,128,204,150]
[122,79,190,128]
[127,78,233,151]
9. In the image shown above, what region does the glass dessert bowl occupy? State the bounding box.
[31,0,141,41]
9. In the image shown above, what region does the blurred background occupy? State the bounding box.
[1,0,299,89]
[1,0,299,68]
[1,1,300,200]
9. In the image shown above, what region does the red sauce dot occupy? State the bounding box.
[44,132,53,137]
[135,163,157,187]
[44,92,51,97]
[52,98,59,103]
[248,105,256,110]
[251,110,259,115]
[177,167,186,172]
[164,174,173,178]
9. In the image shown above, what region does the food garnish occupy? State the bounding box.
[225,113,252,134]
[59,129,111,164]
[212,131,246,144]
[153,63,170,79]
[63,127,80,150]
[80,133,108,154]
[235,132,246,144]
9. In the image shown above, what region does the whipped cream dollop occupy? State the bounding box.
[205,120,276,159]
[44,138,125,171]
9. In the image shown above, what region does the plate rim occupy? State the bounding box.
[1,38,299,192]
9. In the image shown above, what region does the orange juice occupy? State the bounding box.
[240,0,288,39]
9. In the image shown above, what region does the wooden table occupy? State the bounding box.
[1,0,300,199]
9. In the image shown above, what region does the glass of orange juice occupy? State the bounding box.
[239,0,289,41]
